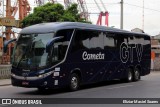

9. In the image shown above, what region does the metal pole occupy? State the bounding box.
[142,0,144,30]
[120,0,123,29]
[2,0,4,50]
[3,0,4,17]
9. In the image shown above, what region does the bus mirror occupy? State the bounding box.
[3,39,17,53]
[46,36,63,53]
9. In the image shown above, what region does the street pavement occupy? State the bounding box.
[0,79,11,86]
[0,71,160,107]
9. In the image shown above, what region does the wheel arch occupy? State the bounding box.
[135,64,142,75]
[70,68,82,82]
[128,65,134,73]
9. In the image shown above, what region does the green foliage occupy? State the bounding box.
[21,3,91,27]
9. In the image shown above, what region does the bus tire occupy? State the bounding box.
[37,87,47,92]
[69,73,80,91]
[133,68,140,81]
[125,68,133,82]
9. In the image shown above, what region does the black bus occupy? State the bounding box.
[4,22,151,91]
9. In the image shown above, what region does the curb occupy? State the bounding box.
[0,84,11,86]
[0,79,11,86]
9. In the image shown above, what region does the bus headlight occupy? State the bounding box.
[38,75,43,78]
[38,71,54,78]
[11,73,16,77]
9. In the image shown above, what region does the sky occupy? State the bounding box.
[82,0,160,36]
[1,0,160,36]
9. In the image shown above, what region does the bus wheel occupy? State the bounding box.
[37,87,50,92]
[126,68,133,82]
[69,73,80,91]
[133,68,140,81]
[37,87,47,92]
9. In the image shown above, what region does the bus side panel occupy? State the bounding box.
[66,48,126,84]
[65,50,105,84]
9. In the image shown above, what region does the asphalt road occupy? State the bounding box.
[0,72,160,107]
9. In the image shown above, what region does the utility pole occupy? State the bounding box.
[120,0,123,29]
[142,0,144,31]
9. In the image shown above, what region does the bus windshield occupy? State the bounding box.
[12,33,54,70]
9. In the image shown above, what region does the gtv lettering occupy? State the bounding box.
[120,42,143,63]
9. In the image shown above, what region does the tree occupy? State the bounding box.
[21,3,91,27]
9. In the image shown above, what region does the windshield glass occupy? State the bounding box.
[12,33,54,70]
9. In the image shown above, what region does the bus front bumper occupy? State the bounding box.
[11,73,59,88]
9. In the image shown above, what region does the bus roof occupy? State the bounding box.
[20,22,149,36]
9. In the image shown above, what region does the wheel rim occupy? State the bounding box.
[71,77,78,89]
[128,71,132,81]
[135,69,140,80]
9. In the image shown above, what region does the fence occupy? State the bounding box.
[0,65,11,79]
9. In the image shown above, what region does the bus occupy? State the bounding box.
[4,22,151,91]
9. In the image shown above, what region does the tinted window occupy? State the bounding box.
[144,36,151,48]
[72,30,104,52]
[116,34,129,49]
[53,29,73,61]
[134,36,144,44]
[56,29,73,41]
[90,31,104,49]
[104,32,116,49]
[72,30,90,52]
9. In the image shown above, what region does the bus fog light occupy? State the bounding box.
[11,73,15,77]
[54,72,59,76]
[44,81,47,85]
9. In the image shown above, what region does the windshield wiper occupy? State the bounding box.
[16,52,27,68]
[16,41,38,69]
[16,45,32,69]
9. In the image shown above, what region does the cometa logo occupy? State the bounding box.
[82,51,105,60]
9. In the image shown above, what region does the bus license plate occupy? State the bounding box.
[22,81,29,85]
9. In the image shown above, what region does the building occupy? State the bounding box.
[151,34,160,70]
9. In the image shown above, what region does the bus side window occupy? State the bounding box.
[104,32,116,49]
[72,30,90,52]
[90,31,104,49]
[52,29,73,61]
[116,34,129,49]
[135,35,144,44]
[144,36,150,48]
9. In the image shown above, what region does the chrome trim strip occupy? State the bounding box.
[12,71,54,81]
[12,74,25,80]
